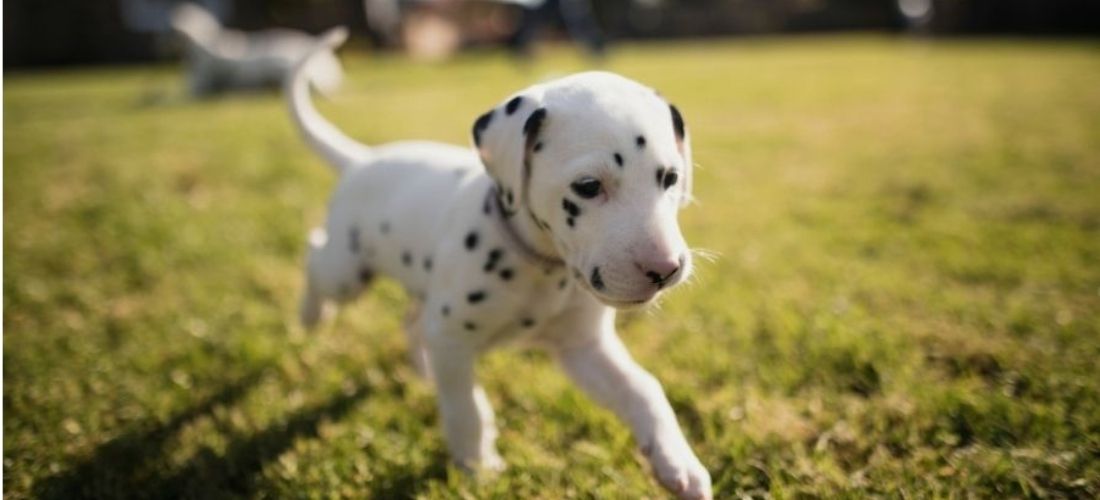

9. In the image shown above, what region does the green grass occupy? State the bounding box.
[5,36,1100,498]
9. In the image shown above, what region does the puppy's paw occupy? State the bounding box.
[480,450,507,474]
[646,445,712,500]
[454,449,507,475]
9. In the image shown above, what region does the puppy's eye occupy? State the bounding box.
[662,170,679,190]
[570,178,602,199]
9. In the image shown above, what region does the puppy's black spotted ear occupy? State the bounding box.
[670,104,685,142]
[472,88,548,214]
[668,103,693,208]
[523,108,547,143]
[472,111,493,149]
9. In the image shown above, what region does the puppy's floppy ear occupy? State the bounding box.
[472,89,548,215]
[669,103,694,208]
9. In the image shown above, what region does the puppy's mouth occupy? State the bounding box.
[588,288,661,309]
[570,257,689,309]
[596,268,689,309]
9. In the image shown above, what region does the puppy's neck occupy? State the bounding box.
[514,211,562,267]
[490,188,563,270]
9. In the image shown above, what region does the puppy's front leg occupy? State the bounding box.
[555,325,712,500]
[424,330,504,472]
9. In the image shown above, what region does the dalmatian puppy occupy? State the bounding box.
[290,28,711,499]
[170,3,343,96]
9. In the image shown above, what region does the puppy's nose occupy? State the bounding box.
[638,255,683,287]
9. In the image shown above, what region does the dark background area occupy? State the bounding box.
[4,0,1100,67]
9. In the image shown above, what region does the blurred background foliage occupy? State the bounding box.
[5,0,1100,66]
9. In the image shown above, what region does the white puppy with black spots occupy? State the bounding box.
[290,29,711,499]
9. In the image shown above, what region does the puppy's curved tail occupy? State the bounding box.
[287,27,371,173]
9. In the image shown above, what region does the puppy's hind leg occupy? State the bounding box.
[300,227,332,328]
[300,269,325,329]
[403,305,432,378]
[300,226,373,328]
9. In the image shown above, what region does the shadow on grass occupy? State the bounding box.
[34,367,267,499]
[32,366,416,499]
[148,383,374,498]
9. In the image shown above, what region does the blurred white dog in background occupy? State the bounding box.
[170,3,343,96]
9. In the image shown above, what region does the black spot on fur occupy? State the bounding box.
[562,199,580,217]
[484,248,504,272]
[558,278,567,289]
[380,222,390,234]
[499,269,514,281]
[464,321,477,331]
[521,318,536,328]
[613,153,623,167]
[423,257,433,271]
[465,231,479,250]
[442,305,450,316]
[506,96,523,115]
[496,188,517,218]
[349,227,360,252]
[590,267,605,291]
[358,268,373,282]
[467,290,487,304]
[523,108,547,139]
[670,104,685,140]
[663,170,679,190]
[533,142,543,152]
[402,251,413,266]
[505,190,514,206]
[567,217,575,228]
[472,110,493,146]
[636,136,646,148]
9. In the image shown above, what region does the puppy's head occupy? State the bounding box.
[473,71,693,308]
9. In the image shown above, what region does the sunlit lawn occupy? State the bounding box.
[4,35,1099,498]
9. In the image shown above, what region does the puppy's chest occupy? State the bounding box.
[430,249,575,347]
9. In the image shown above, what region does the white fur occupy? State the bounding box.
[170,3,343,96]
[288,29,711,499]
